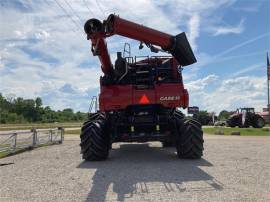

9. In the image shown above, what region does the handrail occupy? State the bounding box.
[0,127,64,154]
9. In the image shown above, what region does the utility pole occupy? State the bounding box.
[267,52,270,122]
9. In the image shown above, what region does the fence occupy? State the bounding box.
[0,127,64,153]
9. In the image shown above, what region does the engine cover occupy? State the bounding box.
[99,83,189,111]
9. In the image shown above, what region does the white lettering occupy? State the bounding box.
[160,96,180,101]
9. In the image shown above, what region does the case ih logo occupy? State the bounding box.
[160,96,180,101]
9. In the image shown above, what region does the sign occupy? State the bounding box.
[187,106,199,114]
[139,94,150,104]
[160,96,180,101]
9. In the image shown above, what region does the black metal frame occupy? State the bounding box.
[107,104,175,143]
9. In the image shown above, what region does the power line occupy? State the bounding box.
[53,0,84,34]
[63,0,84,24]
[95,0,106,18]
[44,0,79,35]
[82,0,95,17]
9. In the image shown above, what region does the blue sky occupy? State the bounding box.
[0,0,269,113]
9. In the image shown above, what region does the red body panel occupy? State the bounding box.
[99,84,189,111]
[90,37,113,75]
[86,15,175,75]
[84,14,193,112]
[106,15,172,49]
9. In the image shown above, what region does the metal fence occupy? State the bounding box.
[0,127,64,153]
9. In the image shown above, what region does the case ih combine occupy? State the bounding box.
[80,14,204,161]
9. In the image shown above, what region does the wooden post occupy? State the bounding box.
[31,129,37,147]
[13,133,17,150]
[267,52,270,123]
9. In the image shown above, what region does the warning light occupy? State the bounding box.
[139,94,150,104]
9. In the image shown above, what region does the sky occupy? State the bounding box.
[0,0,269,113]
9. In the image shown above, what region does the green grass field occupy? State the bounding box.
[2,123,269,137]
[0,142,62,159]
[0,151,9,158]
[1,125,268,159]
[65,129,81,135]
[0,123,69,158]
[65,127,270,136]
[0,122,82,131]
[203,127,270,136]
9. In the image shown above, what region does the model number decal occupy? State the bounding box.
[160,96,180,101]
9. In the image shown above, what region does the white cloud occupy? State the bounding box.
[231,63,264,77]
[35,30,50,40]
[14,30,28,39]
[212,19,245,36]
[187,75,267,113]
[2,0,263,112]
[190,34,270,74]
[186,74,219,91]
[214,32,270,58]
[187,13,200,51]
[233,1,263,13]
[0,55,3,68]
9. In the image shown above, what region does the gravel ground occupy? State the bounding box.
[0,135,269,202]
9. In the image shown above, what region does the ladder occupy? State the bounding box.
[88,96,98,115]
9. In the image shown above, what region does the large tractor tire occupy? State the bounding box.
[161,110,184,147]
[251,115,265,128]
[80,113,110,161]
[172,112,204,159]
[227,116,240,127]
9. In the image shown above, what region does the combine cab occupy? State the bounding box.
[227,108,265,128]
[80,14,204,161]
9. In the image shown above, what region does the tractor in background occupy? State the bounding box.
[227,108,265,128]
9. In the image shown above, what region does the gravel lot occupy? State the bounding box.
[0,135,269,202]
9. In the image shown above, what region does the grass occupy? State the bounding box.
[0,151,9,158]
[3,123,268,137]
[203,127,270,136]
[0,141,62,159]
[0,122,82,131]
[64,127,270,136]
[65,129,81,135]
[0,147,32,158]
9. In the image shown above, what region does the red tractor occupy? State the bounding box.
[80,14,204,161]
[227,108,265,128]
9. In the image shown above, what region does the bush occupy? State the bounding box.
[0,93,87,123]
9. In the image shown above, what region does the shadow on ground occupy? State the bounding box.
[78,143,223,201]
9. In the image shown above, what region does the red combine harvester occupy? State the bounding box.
[80,14,204,160]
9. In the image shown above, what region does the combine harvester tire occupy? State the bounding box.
[172,111,204,159]
[80,113,110,161]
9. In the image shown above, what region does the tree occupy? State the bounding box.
[0,111,25,123]
[0,94,88,123]
[75,111,87,121]
[0,93,5,112]
[35,97,42,108]
[196,110,212,125]
[218,110,231,120]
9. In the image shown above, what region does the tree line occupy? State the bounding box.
[0,93,87,124]
[0,93,234,125]
[193,110,233,125]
